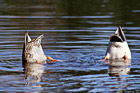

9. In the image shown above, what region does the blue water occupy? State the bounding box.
[0,0,140,92]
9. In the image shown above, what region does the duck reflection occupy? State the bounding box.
[106,60,131,92]
[107,59,131,77]
[22,61,45,87]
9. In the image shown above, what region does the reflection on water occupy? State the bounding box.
[23,62,44,87]
[106,60,131,92]
[0,0,140,92]
[107,59,131,76]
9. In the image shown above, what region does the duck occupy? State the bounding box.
[105,26,131,60]
[22,31,60,64]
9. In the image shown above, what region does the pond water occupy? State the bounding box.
[0,0,140,92]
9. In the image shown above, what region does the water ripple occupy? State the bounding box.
[0,15,113,19]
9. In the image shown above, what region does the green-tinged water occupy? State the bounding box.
[0,0,140,92]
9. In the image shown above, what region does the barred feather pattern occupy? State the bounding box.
[22,33,47,63]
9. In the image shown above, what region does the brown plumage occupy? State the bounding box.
[22,32,46,63]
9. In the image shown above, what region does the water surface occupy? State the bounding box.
[0,0,140,92]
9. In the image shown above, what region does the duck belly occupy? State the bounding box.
[109,46,125,59]
[106,42,131,59]
[31,46,47,62]
[25,45,47,63]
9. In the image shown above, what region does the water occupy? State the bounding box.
[0,0,140,92]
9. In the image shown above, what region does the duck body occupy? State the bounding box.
[22,32,47,63]
[106,41,131,59]
[105,26,131,60]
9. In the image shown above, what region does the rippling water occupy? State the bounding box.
[0,0,140,92]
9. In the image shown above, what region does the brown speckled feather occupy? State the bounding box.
[22,32,46,63]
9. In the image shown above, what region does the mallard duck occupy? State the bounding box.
[105,26,131,60]
[22,32,59,64]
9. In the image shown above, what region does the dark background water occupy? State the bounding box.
[0,0,140,92]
